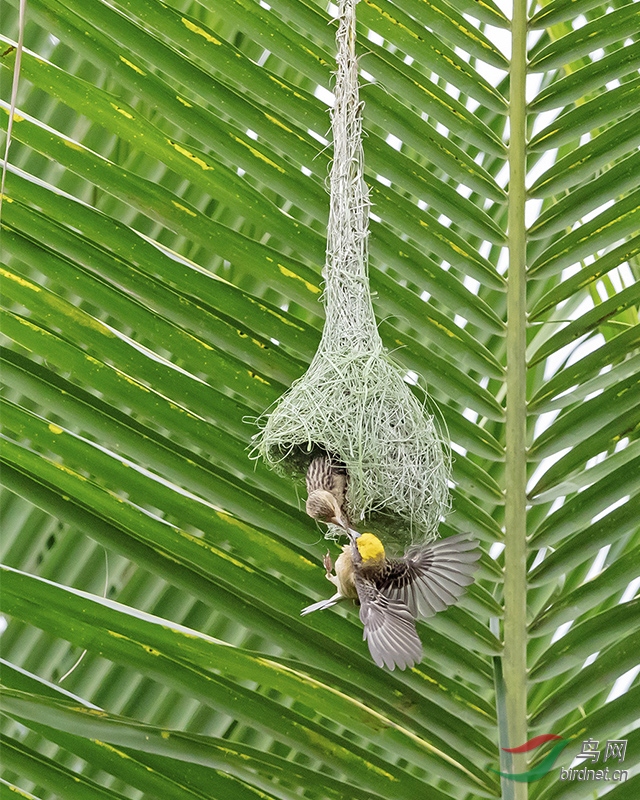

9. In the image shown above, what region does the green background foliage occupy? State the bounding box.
[0,0,638,798]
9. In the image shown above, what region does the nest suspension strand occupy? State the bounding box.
[253,0,450,551]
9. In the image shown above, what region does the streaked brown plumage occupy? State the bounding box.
[305,454,350,530]
[301,530,480,670]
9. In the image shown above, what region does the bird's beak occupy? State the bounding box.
[346,527,361,543]
[330,509,351,532]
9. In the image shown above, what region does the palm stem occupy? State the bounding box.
[503,0,529,796]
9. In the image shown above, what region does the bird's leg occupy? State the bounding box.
[323,550,340,589]
[323,550,334,578]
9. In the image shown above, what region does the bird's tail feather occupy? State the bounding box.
[300,593,342,616]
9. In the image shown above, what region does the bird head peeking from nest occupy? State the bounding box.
[305,454,350,531]
[306,488,350,530]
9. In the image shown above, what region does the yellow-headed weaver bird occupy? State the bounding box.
[305,454,350,531]
[301,530,480,670]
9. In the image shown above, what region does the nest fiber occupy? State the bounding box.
[253,0,449,549]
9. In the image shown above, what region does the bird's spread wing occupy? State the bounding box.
[355,576,422,670]
[378,533,480,619]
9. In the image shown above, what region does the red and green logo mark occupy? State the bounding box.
[491,735,572,783]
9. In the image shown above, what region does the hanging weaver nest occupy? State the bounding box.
[252,0,450,551]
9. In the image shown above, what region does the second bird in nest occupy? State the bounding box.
[305,454,351,531]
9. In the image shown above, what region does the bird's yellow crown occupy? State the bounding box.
[356,533,385,563]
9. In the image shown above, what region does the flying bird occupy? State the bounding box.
[301,530,480,670]
[305,454,350,530]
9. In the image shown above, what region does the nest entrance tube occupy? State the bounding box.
[253,0,450,551]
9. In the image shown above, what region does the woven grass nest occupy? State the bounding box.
[252,0,450,552]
